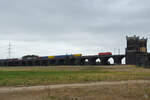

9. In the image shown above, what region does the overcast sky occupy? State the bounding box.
[0,0,150,59]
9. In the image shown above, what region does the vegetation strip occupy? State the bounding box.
[0,65,150,87]
[0,80,150,93]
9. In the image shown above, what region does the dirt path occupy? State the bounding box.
[0,80,150,93]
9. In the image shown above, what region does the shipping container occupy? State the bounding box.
[67,55,74,57]
[98,52,112,56]
[54,55,67,58]
[41,56,48,59]
[73,54,82,57]
[48,56,55,59]
[54,55,74,58]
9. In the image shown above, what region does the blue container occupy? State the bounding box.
[67,55,73,57]
[55,55,66,58]
[41,56,48,59]
[54,55,73,58]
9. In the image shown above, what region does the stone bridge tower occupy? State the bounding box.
[126,35,148,65]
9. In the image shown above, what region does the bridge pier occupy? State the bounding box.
[55,59,66,65]
[74,58,82,65]
[79,59,85,65]
[88,58,97,65]
[26,60,34,66]
[113,57,121,65]
[34,60,40,66]
[100,57,110,65]
[42,60,49,66]
[113,56,125,65]
[49,60,56,65]
[68,58,76,65]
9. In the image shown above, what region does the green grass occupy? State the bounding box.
[0,65,150,87]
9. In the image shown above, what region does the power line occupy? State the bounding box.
[8,41,12,59]
[118,49,120,55]
[114,48,116,55]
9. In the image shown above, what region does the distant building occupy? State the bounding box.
[126,35,148,66]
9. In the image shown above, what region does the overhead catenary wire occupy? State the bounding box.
[8,41,11,59]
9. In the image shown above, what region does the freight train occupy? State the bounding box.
[22,52,112,60]
[0,52,116,66]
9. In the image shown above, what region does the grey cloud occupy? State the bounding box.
[0,0,150,58]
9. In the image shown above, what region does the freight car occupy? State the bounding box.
[98,52,112,56]
[22,55,39,60]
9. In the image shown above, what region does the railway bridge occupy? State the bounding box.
[1,35,150,67]
[0,55,125,66]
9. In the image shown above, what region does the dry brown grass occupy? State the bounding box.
[1,82,150,100]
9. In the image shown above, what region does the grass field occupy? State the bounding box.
[0,65,150,87]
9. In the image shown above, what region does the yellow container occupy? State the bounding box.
[73,54,82,57]
[48,56,55,59]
